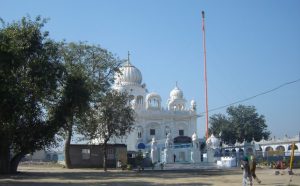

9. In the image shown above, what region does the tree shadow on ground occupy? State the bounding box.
[0,168,240,181]
[0,180,213,186]
[0,168,238,186]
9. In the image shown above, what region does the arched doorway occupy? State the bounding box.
[232,149,237,156]
[265,146,274,151]
[276,145,285,152]
[246,147,253,155]
[288,144,298,150]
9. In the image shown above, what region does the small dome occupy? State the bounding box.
[190,100,196,111]
[192,132,198,141]
[190,100,196,105]
[146,92,161,101]
[206,134,220,149]
[170,85,183,99]
[116,61,142,85]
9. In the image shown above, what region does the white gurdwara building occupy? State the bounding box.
[113,56,200,162]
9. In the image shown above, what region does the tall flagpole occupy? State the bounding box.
[202,11,209,140]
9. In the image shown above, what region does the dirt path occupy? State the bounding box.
[0,166,299,186]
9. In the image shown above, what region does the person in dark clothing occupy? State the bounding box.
[173,154,176,162]
[241,156,253,186]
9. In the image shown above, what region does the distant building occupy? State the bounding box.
[24,150,59,162]
[207,133,300,167]
[222,134,300,157]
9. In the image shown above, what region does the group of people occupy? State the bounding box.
[241,155,262,186]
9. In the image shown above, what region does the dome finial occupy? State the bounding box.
[126,51,131,65]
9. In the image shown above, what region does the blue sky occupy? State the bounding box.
[1,0,299,139]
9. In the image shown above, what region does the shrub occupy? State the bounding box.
[127,164,132,170]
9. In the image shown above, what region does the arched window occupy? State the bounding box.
[146,93,161,110]
[137,96,143,105]
[137,126,143,139]
[149,98,159,107]
[224,150,230,156]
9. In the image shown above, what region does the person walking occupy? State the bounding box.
[250,155,261,184]
[241,156,253,186]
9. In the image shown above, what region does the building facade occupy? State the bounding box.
[112,56,199,162]
[221,134,300,157]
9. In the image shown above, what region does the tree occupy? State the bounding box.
[0,16,64,174]
[209,114,236,145]
[80,90,135,171]
[61,42,121,99]
[55,42,121,168]
[52,64,91,168]
[209,105,270,144]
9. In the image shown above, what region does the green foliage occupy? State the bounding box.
[79,90,135,171]
[53,42,122,168]
[80,90,135,142]
[61,42,122,100]
[135,150,144,166]
[135,150,144,172]
[126,164,132,170]
[0,16,64,173]
[209,105,270,144]
[0,15,132,173]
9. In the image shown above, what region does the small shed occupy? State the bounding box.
[69,144,127,168]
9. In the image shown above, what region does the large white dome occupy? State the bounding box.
[170,85,183,99]
[116,61,142,85]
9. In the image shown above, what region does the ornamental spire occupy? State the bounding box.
[126,51,131,66]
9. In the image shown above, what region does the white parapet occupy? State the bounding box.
[219,157,237,167]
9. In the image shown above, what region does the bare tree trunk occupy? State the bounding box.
[64,125,73,169]
[103,140,108,171]
[0,142,10,174]
[9,152,25,173]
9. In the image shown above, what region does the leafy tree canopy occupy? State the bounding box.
[61,42,122,99]
[208,105,270,145]
[0,16,64,174]
[79,90,135,171]
[52,42,122,168]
